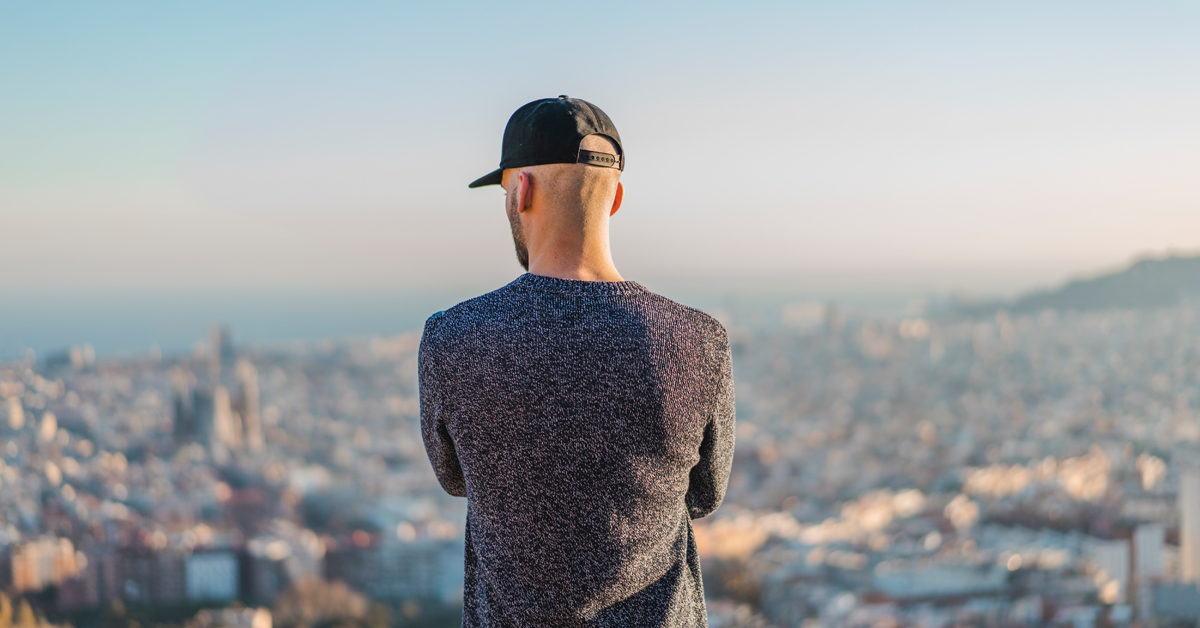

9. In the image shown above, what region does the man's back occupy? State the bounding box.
[419,272,736,627]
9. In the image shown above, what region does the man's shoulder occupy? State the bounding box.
[637,290,728,341]
[421,283,516,338]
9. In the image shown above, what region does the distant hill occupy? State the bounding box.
[1011,253,1200,312]
[952,252,1200,316]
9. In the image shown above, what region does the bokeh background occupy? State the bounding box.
[2,2,1200,627]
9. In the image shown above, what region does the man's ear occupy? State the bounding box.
[517,171,534,213]
[610,181,624,217]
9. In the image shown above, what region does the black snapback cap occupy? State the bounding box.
[468,95,624,188]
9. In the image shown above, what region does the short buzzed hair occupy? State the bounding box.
[536,134,622,233]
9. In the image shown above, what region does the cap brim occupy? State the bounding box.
[467,168,503,188]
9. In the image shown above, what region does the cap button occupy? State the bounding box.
[558,94,568,99]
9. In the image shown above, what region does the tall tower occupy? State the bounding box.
[1180,467,1200,582]
[209,325,234,381]
[170,366,197,445]
[211,384,243,463]
[236,359,264,452]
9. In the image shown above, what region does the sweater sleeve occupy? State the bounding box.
[419,311,467,498]
[685,325,736,519]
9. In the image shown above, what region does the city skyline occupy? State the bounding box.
[8,287,1200,624]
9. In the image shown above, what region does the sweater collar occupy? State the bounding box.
[509,272,649,296]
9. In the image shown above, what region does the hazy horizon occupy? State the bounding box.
[4,246,1194,362]
[0,269,946,363]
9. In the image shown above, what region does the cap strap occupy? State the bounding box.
[577,149,622,169]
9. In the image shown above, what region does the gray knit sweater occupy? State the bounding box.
[419,271,736,627]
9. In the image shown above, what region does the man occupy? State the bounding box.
[419,95,736,627]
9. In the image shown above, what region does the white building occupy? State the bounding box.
[1089,538,1130,604]
[1134,522,1165,621]
[1180,468,1200,582]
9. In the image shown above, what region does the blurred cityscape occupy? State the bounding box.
[5,258,1200,627]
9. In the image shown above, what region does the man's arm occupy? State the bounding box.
[685,325,736,519]
[419,311,467,498]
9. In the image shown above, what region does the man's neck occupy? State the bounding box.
[526,252,623,282]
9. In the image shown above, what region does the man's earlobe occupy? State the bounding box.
[611,181,624,216]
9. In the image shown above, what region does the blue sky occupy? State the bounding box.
[3,1,1198,298]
